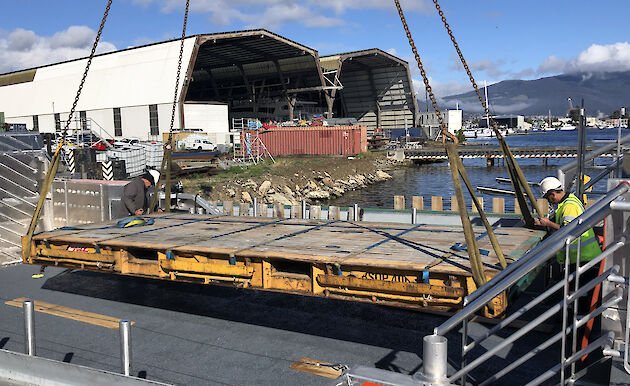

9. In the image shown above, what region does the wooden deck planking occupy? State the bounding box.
[31,215,544,274]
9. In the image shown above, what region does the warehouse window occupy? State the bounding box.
[54,113,60,131]
[149,104,159,135]
[32,115,39,131]
[79,111,87,130]
[113,108,122,137]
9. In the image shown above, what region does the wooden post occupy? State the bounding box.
[239,203,249,216]
[450,196,458,212]
[492,197,505,214]
[514,198,521,214]
[310,205,321,220]
[257,203,267,217]
[472,197,483,213]
[328,206,340,220]
[273,203,285,218]
[290,205,301,218]
[412,196,423,210]
[431,196,443,211]
[394,195,405,210]
[223,201,233,216]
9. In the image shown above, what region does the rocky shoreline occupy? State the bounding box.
[182,153,400,205]
[226,169,393,206]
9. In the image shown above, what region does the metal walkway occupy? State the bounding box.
[400,145,613,161]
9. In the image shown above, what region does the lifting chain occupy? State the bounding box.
[431,0,543,224]
[394,0,508,289]
[22,0,113,262]
[150,0,190,214]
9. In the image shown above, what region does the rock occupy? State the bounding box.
[306,180,318,190]
[243,179,258,189]
[226,188,236,198]
[324,171,331,177]
[306,190,330,200]
[241,191,252,203]
[376,170,392,179]
[259,180,271,195]
[313,175,325,181]
[267,188,276,195]
[322,177,334,188]
[283,186,294,196]
[269,192,295,206]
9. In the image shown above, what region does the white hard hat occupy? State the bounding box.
[540,176,562,197]
[149,169,161,186]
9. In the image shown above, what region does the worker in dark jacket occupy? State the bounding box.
[118,170,160,217]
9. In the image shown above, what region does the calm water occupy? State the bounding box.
[329,128,624,211]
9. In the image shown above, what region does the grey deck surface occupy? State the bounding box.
[0,263,588,386]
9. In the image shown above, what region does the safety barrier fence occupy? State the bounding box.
[419,182,630,385]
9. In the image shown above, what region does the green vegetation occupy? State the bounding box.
[456,129,466,144]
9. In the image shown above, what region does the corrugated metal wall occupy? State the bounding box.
[340,65,415,134]
[242,126,367,156]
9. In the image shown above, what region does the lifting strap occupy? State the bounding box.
[22,0,113,263]
[431,0,543,226]
[149,0,190,214]
[394,1,507,289]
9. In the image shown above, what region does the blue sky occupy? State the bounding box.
[1,0,629,98]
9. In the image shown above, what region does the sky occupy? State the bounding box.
[1,0,629,99]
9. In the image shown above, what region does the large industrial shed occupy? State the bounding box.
[320,49,418,133]
[0,29,418,141]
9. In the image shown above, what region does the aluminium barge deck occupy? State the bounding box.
[23,214,545,317]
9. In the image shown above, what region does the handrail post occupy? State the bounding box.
[301,200,307,220]
[420,335,448,383]
[119,320,132,376]
[23,299,36,356]
[411,207,417,224]
[252,197,258,217]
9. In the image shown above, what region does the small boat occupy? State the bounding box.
[559,125,576,131]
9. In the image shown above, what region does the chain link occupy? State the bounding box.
[167,0,190,144]
[393,0,455,143]
[59,0,112,145]
[432,0,503,139]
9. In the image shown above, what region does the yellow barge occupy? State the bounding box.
[23,214,544,317]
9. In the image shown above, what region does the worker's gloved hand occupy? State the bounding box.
[135,209,144,216]
[534,217,554,227]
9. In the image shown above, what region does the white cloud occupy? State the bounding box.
[537,55,568,74]
[132,0,431,29]
[0,26,116,73]
[387,48,398,56]
[538,42,630,75]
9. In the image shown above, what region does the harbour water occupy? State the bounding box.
[329,128,624,211]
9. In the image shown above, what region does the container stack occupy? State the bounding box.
[140,141,163,168]
[105,146,146,177]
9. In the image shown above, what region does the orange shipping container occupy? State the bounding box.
[241,126,367,156]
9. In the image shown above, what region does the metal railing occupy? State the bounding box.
[420,182,630,385]
[557,133,630,194]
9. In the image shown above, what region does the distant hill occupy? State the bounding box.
[438,71,630,117]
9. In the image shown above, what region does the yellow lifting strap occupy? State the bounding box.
[430,0,543,226]
[149,0,190,214]
[394,1,507,289]
[22,0,113,263]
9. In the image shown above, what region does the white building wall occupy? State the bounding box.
[183,103,229,133]
[0,37,196,136]
[122,105,151,139]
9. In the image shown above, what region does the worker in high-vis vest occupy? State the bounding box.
[534,176,601,263]
[534,176,602,368]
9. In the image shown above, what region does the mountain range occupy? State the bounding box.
[437,71,630,117]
